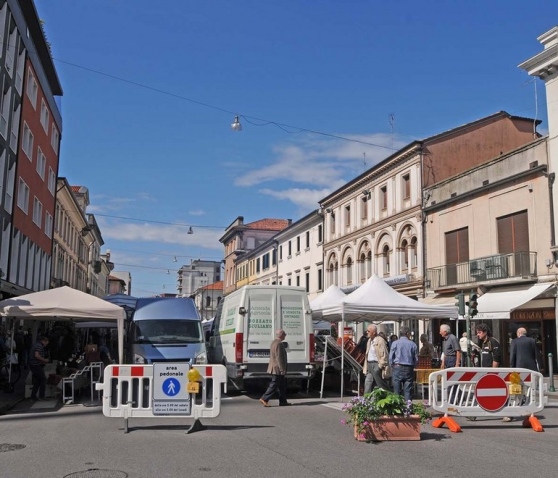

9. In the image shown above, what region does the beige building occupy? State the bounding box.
[319,112,539,340]
[424,137,555,368]
[220,217,291,295]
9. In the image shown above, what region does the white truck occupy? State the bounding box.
[208,285,315,391]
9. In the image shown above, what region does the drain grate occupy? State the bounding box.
[0,443,26,453]
[64,470,128,478]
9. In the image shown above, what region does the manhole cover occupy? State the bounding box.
[64,471,128,478]
[0,444,26,453]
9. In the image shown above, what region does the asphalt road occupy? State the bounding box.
[1,391,558,478]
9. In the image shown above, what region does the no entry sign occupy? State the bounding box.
[475,374,509,412]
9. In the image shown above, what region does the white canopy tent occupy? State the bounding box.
[312,275,458,400]
[0,286,126,363]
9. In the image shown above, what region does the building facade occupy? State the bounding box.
[220,217,291,295]
[176,259,222,298]
[0,0,62,298]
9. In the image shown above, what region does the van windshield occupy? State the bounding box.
[134,320,202,344]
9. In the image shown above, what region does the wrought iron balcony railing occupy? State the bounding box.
[426,251,537,290]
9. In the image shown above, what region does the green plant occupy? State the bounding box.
[341,388,432,435]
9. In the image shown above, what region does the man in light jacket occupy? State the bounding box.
[260,329,291,407]
[363,324,391,393]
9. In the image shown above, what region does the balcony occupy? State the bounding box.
[426,252,537,290]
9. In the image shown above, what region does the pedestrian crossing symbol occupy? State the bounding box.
[162,377,180,397]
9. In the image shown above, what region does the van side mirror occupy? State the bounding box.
[239,307,247,315]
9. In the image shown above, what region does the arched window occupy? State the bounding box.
[346,257,353,285]
[411,236,418,268]
[401,239,409,272]
[359,252,367,281]
[366,250,372,277]
[383,244,390,275]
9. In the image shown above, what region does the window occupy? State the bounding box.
[346,257,353,284]
[0,86,10,139]
[380,185,388,210]
[288,240,292,257]
[361,196,368,220]
[445,227,469,285]
[256,258,260,273]
[296,275,300,287]
[345,204,351,228]
[262,253,269,269]
[45,212,53,238]
[305,231,310,249]
[305,272,310,293]
[26,68,38,108]
[272,248,277,266]
[497,210,530,275]
[32,198,42,227]
[40,99,50,133]
[22,122,33,159]
[279,245,283,260]
[318,268,323,291]
[318,224,323,243]
[402,173,411,200]
[296,236,300,253]
[330,212,336,236]
[10,102,20,151]
[383,245,390,274]
[36,147,46,179]
[17,178,29,213]
[4,158,15,212]
[51,126,59,154]
[48,168,56,195]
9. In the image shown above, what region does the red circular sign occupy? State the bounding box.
[475,374,509,412]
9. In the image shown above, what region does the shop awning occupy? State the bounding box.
[476,282,555,320]
[419,296,456,306]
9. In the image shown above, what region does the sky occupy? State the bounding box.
[34,0,558,297]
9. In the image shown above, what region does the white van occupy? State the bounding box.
[208,285,315,390]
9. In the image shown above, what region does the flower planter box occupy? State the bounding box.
[354,415,421,441]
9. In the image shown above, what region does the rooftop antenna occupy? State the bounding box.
[389,113,395,149]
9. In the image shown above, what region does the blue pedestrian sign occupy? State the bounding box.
[162,377,180,396]
[153,363,191,415]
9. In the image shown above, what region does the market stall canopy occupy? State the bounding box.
[317,274,458,322]
[309,284,346,319]
[476,282,554,320]
[0,286,126,363]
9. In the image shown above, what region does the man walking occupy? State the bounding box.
[440,324,461,369]
[260,329,290,407]
[363,324,391,394]
[389,326,418,402]
[29,336,49,401]
[510,327,540,371]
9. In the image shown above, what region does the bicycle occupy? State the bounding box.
[0,356,22,393]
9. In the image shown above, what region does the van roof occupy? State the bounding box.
[133,297,200,321]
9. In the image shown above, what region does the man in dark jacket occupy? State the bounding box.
[510,327,540,371]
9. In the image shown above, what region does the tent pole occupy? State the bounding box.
[320,336,328,399]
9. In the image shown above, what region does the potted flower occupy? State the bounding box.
[341,388,431,441]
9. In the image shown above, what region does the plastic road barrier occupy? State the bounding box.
[95,364,227,433]
[428,367,546,433]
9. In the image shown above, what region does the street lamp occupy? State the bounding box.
[231,115,242,131]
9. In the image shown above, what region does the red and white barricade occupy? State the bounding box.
[95,364,227,433]
[428,367,546,433]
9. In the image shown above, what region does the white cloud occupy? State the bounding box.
[259,186,344,211]
[89,193,156,213]
[99,220,223,251]
[234,133,406,187]
[188,209,206,216]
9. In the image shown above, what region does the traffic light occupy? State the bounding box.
[467,291,478,317]
[455,291,465,316]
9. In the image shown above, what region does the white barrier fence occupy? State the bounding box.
[95,364,227,433]
[428,367,546,432]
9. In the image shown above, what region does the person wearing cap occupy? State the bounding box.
[260,329,290,407]
[29,336,49,401]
